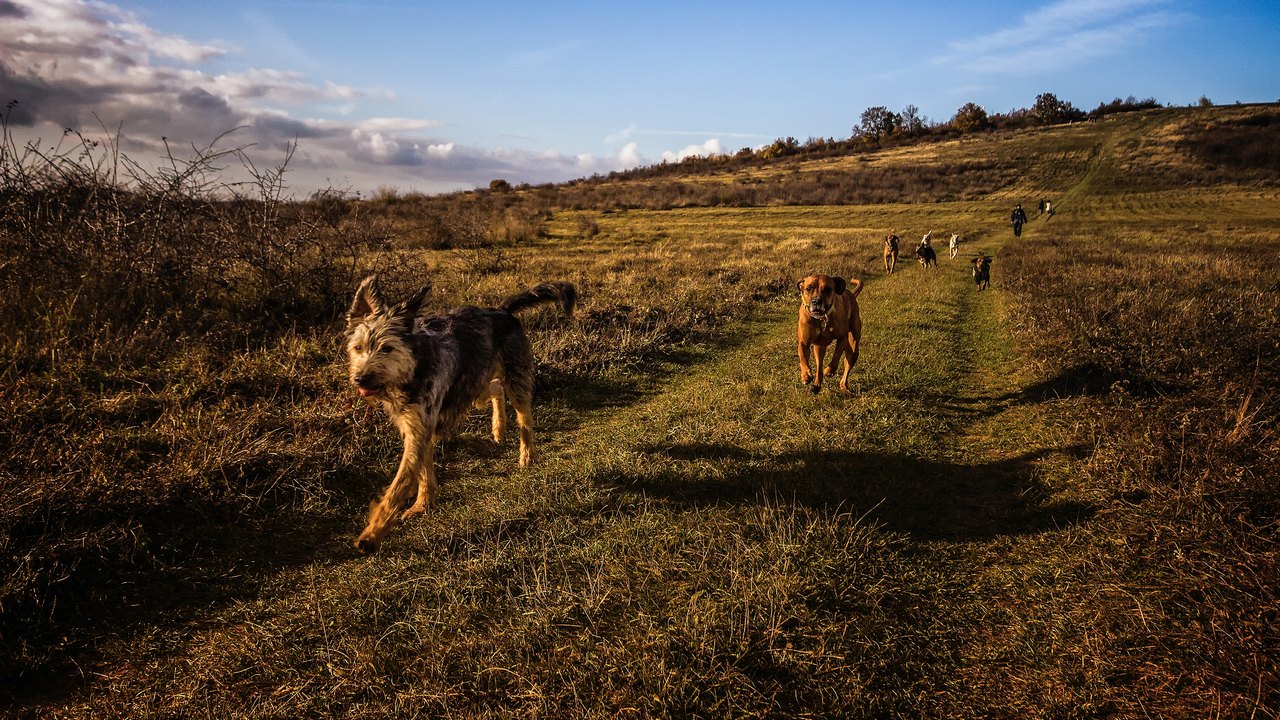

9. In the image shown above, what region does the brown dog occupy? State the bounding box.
[797,274,863,393]
[883,234,899,274]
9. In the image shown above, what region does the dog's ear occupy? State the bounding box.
[394,281,433,321]
[833,276,846,295]
[797,279,805,293]
[347,275,386,327]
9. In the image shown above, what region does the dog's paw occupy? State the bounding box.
[400,504,427,521]
[809,384,821,394]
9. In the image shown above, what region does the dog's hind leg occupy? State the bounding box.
[487,378,506,443]
[508,385,535,466]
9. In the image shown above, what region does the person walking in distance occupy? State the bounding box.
[1010,204,1028,237]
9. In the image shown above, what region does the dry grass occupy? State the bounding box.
[3,104,1279,719]
[998,220,1280,717]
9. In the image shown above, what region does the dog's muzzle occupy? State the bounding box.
[353,373,383,397]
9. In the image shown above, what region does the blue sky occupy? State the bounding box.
[2,0,1277,196]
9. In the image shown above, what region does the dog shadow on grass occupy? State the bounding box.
[617,442,1096,542]
[996,362,1182,403]
[903,362,1181,428]
[0,497,362,709]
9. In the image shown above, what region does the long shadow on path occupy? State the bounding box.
[612,442,1096,542]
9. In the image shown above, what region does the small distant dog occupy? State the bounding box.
[948,233,960,259]
[345,276,576,553]
[915,243,937,268]
[883,234,899,274]
[797,274,863,393]
[972,254,992,290]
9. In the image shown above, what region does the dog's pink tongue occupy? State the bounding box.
[358,387,378,398]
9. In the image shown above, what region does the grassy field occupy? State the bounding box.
[3,106,1278,718]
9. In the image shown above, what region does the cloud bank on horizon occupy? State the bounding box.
[0,0,658,195]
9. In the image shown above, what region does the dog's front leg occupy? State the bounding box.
[356,410,431,554]
[400,433,438,521]
[810,343,827,394]
[825,336,849,380]
[798,340,815,385]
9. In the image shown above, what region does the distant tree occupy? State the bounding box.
[1088,96,1161,119]
[951,102,990,133]
[1031,92,1084,125]
[854,106,901,141]
[1198,95,1214,107]
[900,104,926,135]
[489,178,512,192]
[759,136,800,160]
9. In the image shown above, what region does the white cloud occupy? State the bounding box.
[357,117,446,133]
[661,138,724,163]
[605,123,638,144]
[112,18,225,64]
[209,69,367,105]
[939,0,1184,76]
[426,143,454,158]
[509,41,583,68]
[618,142,642,166]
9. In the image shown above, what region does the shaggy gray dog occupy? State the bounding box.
[345,276,575,553]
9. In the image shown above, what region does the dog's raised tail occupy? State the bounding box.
[499,282,576,317]
[846,277,864,299]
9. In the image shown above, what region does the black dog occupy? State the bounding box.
[915,244,937,268]
[971,255,992,290]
